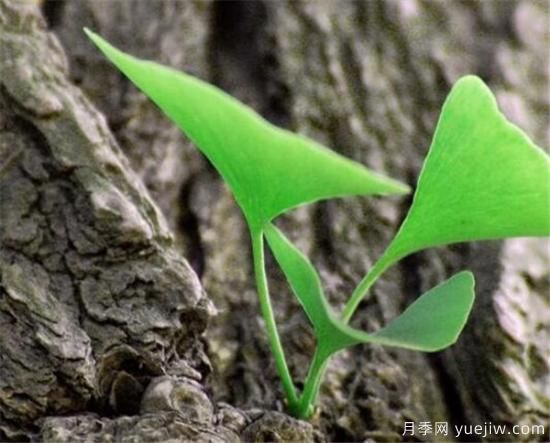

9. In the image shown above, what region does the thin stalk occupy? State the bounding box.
[251,229,299,409]
[298,255,395,416]
[295,346,331,419]
[341,256,392,323]
[297,253,398,416]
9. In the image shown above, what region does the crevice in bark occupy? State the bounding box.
[427,352,473,442]
[208,1,267,97]
[329,424,356,443]
[178,177,205,279]
[207,0,290,126]
[312,202,336,269]
[41,0,65,29]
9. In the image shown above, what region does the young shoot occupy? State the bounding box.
[85,29,550,419]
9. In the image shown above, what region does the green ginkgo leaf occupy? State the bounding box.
[343,76,550,321]
[380,75,550,266]
[366,271,475,351]
[84,29,409,230]
[265,223,475,355]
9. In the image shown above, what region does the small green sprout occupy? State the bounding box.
[85,29,550,419]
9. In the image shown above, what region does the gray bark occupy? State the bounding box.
[0,0,548,442]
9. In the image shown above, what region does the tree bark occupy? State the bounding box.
[0,0,548,442]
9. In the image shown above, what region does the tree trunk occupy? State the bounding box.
[0,0,548,442]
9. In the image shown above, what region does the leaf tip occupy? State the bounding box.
[455,269,475,287]
[371,173,411,196]
[83,27,98,42]
[83,27,109,54]
[455,74,484,86]
[395,181,412,195]
[450,75,494,106]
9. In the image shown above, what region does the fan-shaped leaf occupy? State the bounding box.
[84,29,409,229]
[379,75,550,267]
[366,271,475,351]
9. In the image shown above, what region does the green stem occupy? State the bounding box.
[297,254,397,416]
[295,346,331,419]
[251,229,299,409]
[341,256,392,324]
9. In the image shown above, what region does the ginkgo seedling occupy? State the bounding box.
[85,29,550,420]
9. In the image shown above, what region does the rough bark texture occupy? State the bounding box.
[0,0,548,442]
